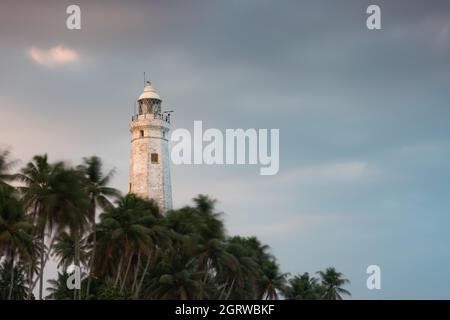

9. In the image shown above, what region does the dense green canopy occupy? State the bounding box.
[0,150,350,300]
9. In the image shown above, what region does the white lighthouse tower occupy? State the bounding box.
[128,81,173,212]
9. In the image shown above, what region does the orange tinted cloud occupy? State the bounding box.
[27,45,79,66]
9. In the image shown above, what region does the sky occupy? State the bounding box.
[1,0,450,299]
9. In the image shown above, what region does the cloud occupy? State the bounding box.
[26,45,79,66]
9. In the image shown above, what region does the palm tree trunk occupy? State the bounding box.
[132,252,141,293]
[8,247,15,300]
[134,249,152,298]
[38,231,45,300]
[202,257,212,284]
[225,277,235,300]
[31,234,56,295]
[27,261,33,300]
[74,231,80,300]
[114,255,124,288]
[218,281,229,299]
[85,230,95,299]
[85,204,96,299]
[120,253,134,293]
[27,202,39,300]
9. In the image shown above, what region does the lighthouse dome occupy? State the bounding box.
[138,81,161,101]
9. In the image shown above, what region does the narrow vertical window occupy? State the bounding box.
[140,130,144,137]
[151,153,158,164]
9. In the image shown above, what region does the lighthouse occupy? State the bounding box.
[128,81,173,212]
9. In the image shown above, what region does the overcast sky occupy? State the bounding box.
[1,0,450,299]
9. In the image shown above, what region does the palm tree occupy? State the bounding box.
[193,195,225,242]
[0,261,29,300]
[317,267,351,300]
[45,272,74,300]
[0,148,17,189]
[95,278,131,300]
[143,251,205,299]
[195,238,239,284]
[132,205,168,299]
[185,196,238,293]
[95,195,158,295]
[50,167,90,300]
[285,273,323,300]
[222,236,261,299]
[162,195,240,299]
[19,156,89,299]
[18,154,57,299]
[77,156,120,298]
[53,231,88,272]
[258,260,288,300]
[0,187,33,300]
[24,236,41,300]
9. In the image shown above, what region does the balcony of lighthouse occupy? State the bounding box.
[130,111,171,135]
[131,112,171,124]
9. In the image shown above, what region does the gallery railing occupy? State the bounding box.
[131,112,171,123]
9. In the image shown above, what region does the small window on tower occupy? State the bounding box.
[140,130,144,137]
[151,153,158,164]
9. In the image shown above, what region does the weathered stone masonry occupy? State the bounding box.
[128,82,173,212]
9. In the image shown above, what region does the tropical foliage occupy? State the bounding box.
[0,149,350,300]
[285,269,351,300]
